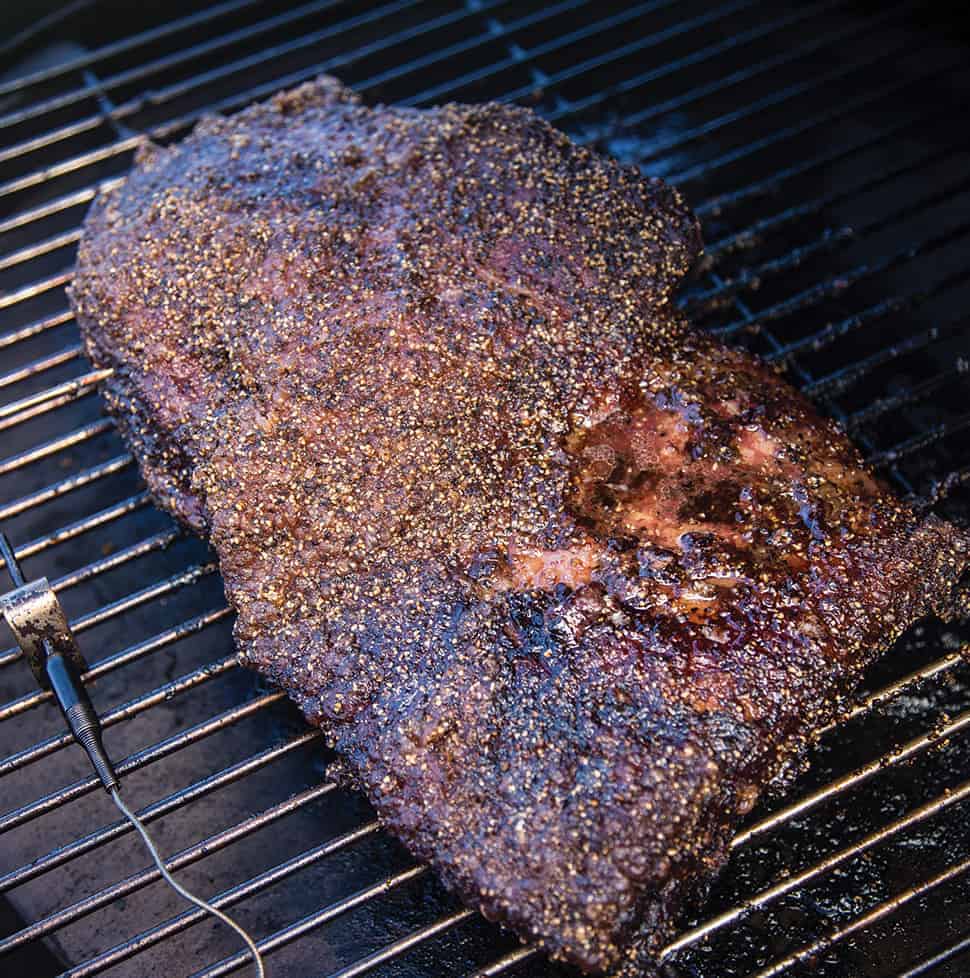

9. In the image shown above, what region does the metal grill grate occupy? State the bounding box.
[1,2,969,976]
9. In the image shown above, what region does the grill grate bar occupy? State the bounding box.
[42,526,182,594]
[0,368,111,422]
[695,102,956,222]
[637,18,918,168]
[688,219,851,314]
[0,605,232,722]
[802,317,967,401]
[748,855,970,978]
[468,946,541,977]
[106,0,598,147]
[329,910,477,978]
[0,138,140,202]
[347,0,598,107]
[0,651,238,777]
[869,412,970,470]
[844,357,970,428]
[0,310,74,352]
[548,0,878,131]
[0,386,98,434]
[0,270,72,310]
[7,489,151,563]
[0,179,123,237]
[0,689,286,834]
[408,0,756,108]
[0,0,349,138]
[0,344,82,390]
[190,865,429,978]
[715,160,970,295]
[732,709,970,849]
[663,779,970,956]
[705,137,970,261]
[764,267,968,368]
[0,452,132,523]
[819,648,968,736]
[0,728,320,894]
[0,112,128,172]
[895,932,970,978]
[475,856,970,978]
[82,0,429,145]
[688,169,970,319]
[0,560,216,667]
[712,220,970,339]
[67,824,404,978]
[0,362,97,410]
[0,0,265,98]
[0,230,81,274]
[0,417,112,477]
[0,780,335,952]
[671,59,959,187]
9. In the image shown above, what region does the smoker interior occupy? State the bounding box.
[1,2,969,977]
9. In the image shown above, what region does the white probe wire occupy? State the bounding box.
[109,787,266,978]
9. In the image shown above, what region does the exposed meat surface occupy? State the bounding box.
[69,76,969,975]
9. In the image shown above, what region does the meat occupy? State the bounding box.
[68,75,969,975]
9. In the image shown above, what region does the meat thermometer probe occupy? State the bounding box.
[0,530,265,977]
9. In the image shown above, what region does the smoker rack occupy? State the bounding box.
[0,1,969,976]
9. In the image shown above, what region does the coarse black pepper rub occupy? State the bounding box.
[70,75,969,976]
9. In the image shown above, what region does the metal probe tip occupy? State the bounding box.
[0,530,119,792]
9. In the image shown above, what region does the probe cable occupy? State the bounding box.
[109,786,267,978]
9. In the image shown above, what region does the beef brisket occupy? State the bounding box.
[69,76,969,975]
